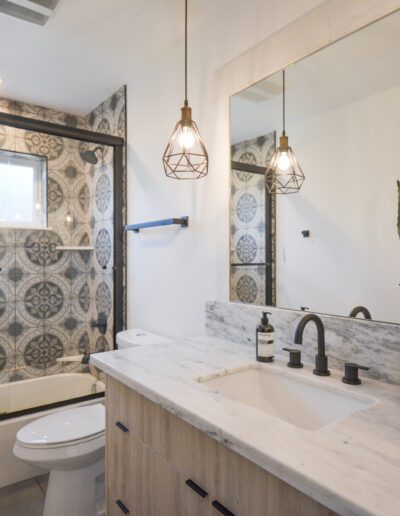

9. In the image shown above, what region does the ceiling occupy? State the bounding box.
[231,9,400,143]
[0,0,225,114]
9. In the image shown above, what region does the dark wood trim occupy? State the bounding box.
[0,111,124,147]
[231,160,266,175]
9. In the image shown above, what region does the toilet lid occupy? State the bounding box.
[17,404,105,446]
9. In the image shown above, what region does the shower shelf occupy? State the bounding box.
[125,216,189,233]
[56,246,94,251]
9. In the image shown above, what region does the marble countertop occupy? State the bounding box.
[91,336,400,516]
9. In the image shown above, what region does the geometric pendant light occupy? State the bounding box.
[162,0,208,179]
[265,69,305,194]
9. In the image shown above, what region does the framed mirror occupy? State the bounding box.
[230,10,400,325]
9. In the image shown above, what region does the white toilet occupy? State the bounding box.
[13,329,172,516]
[13,403,105,516]
[116,328,173,349]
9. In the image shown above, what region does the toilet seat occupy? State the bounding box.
[16,403,105,449]
[14,402,106,516]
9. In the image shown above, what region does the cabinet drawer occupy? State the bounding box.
[142,443,210,516]
[143,398,335,516]
[107,427,143,515]
[106,375,143,439]
[212,439,335,516]
[143,397,217,490]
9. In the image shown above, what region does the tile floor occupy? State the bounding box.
[0,474,49,516]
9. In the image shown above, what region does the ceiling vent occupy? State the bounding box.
[0,0,60,26]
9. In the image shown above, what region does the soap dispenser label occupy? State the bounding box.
[258,333,274,357]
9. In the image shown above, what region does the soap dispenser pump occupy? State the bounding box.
[256,312,275,362]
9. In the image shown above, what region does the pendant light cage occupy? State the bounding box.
[163,109,208,179]
[265,144,305,194]
[266,69,304,194]
[162,0,208,179]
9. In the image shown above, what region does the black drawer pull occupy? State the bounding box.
[212,500,235,516]
[185,478,208,498]
[115,499,130,513]
[115,421,129,433]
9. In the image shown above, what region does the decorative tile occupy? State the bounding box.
[16,230,66,273]
[230,265,266,305]
[15,326,49,370]
[94,277,113,318]
[15,272,45,303]
[0,229,16,248]
[24,132,69,168]
[0,302,14,332]
[94,171,113,221]
[0,245,16,275]
[231,229,265,265]
[0,333,15,372]
[93,221,113,274]
[0,277,15,303]
[71,327,91,355]
[47,175,67,215]
[0,124,14,150]
[0,85,126,386]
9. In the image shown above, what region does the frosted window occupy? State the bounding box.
[0,151,47,228]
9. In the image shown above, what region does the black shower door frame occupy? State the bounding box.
[0,112,125,419]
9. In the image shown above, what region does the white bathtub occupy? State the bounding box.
[0,373,105,488]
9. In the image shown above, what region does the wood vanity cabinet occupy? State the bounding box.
[106,376,336,516]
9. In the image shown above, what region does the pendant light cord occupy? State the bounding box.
[282,69,285,134]
[185,0,188,104]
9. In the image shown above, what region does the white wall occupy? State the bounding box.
[125,0,325,337]
[125,0,400,337]
[276,85,400,322]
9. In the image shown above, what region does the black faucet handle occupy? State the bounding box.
[282,348,303,369]
[342,363,369,385]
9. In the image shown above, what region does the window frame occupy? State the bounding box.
[0,149,47,229]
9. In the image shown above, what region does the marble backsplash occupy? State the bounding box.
[206,301,400,385]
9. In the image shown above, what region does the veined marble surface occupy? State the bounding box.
[92,336,400,516]
[206,301,400,385]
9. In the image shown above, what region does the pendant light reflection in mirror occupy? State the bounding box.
[162,0,208,180]
[265,69,305,194]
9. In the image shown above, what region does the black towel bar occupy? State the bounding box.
[125,216,189,233]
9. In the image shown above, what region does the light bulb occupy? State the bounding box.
[65,214,73,226]
[178,125,195,151]
[277,151,290,171]
[35,203,41,210]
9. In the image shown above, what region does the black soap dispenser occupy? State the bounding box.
[256,312,275,362]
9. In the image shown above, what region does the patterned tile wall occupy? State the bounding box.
[0,87,127,386]
[230,133,276,305]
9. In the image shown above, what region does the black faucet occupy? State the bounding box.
[349,306,372,320]
[294,313,330,376]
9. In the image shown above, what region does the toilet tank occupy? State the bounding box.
[116,329,173,349]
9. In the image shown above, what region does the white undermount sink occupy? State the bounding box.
[198,366,374,430]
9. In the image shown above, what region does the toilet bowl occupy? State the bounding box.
[13,403,105,516]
